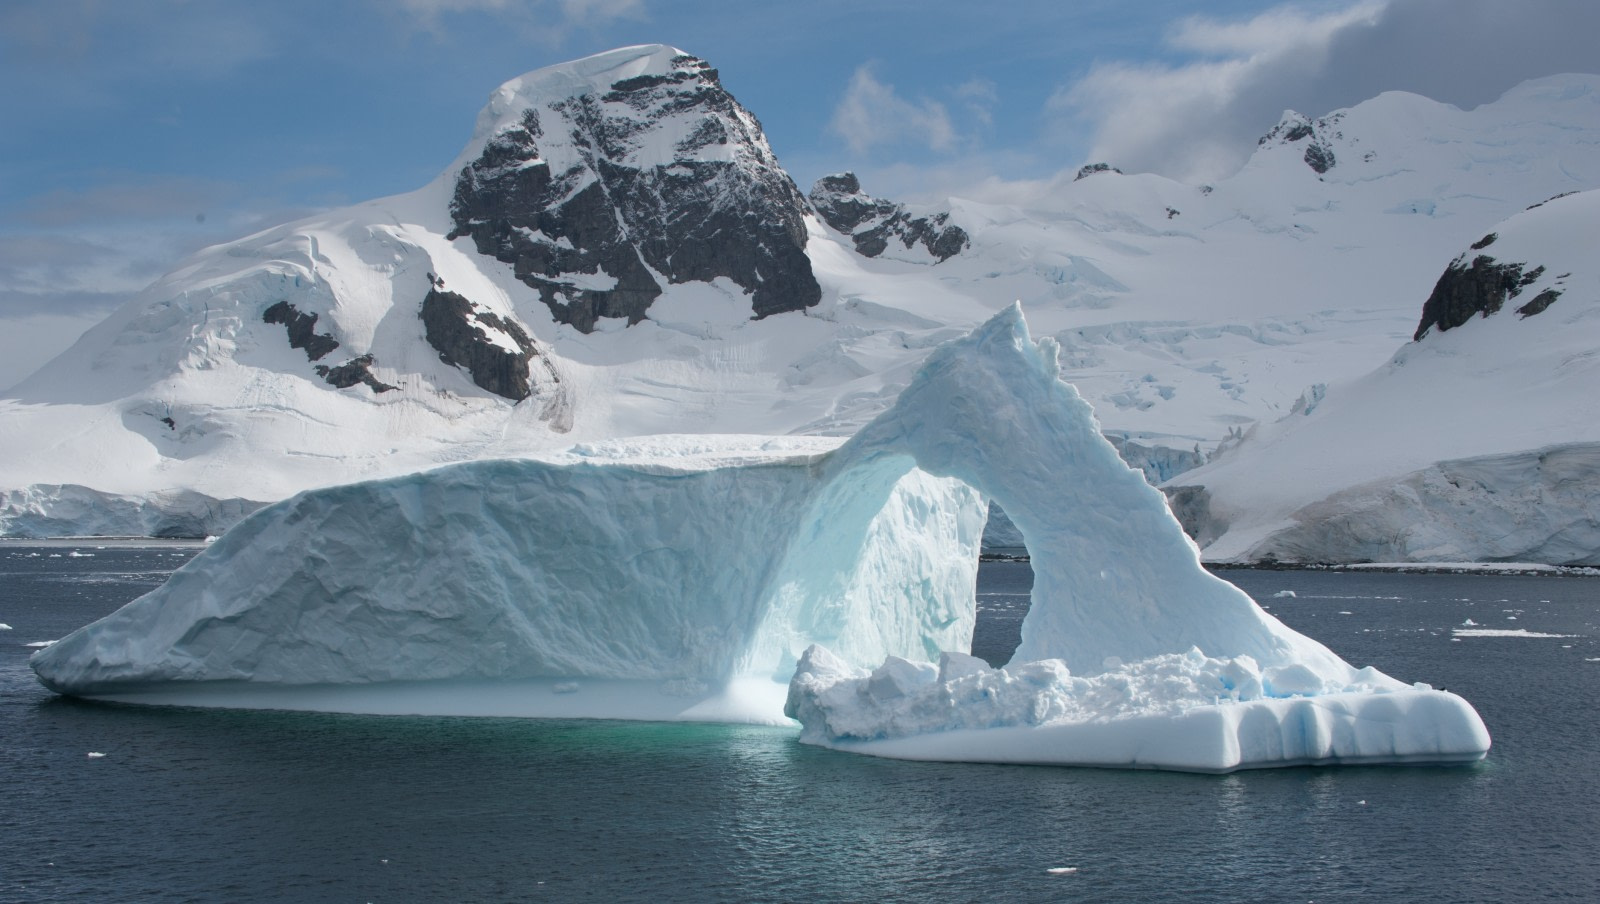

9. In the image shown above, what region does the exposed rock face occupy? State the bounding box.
[262,301,393,393]
[420,288,550,402]
[448,52,819,332]
[262,301,339,361]
[1074,162,1122,181]
[315,355,395,393]
[1414,254,1554,339]
[808,173,969,262]
[1259,111,1342,174]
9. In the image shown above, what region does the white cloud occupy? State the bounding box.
[830,65,957,156]
[1051,0,1600,183]
[955,77,1000,128]
[391,0,643,39]
[1166,3,1381,56]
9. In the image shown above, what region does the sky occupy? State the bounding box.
[2,0,1597,388]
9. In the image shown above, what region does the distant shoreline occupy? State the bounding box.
[6,538,1597,577]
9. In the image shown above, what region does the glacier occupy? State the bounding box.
[1168,189,1600,565]
[32,306,1489,771]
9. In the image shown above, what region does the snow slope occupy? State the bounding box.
[33,308,1488,771]
[1,47,1598,554]
[1169,189,1600,563]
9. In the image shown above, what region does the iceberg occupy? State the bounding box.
[32,305,1489,770]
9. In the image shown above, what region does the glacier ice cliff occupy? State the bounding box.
[33,306,1489,770]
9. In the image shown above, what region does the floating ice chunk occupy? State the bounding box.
[1453,628,1576,638]
[1273,590,1297,598]
[27,641,55,648]
[86,752,105,758]
[1045,867,1079,876]
[1462,618,1478,626]
[0,623,11,631]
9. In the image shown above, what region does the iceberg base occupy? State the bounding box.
[804,691,1489,773]
[68,677,794,726]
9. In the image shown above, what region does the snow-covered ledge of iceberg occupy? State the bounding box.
[783,304,1489,772]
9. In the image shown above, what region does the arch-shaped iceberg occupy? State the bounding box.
[32,306,1489,770]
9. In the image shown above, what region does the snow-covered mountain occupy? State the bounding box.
[1166,188,1600,564]
[1,45,1598,555]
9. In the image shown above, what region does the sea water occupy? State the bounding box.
[3,547,1599,902]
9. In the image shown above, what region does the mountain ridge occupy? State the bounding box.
[3,49,1599,561]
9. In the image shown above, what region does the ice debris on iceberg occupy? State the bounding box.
[31,305,1489,770]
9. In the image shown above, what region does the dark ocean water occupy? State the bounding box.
[3,547,1599,903]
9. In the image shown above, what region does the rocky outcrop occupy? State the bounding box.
[1074,162,1122,181]
[808,173,969,262]
[1259,111,1342,174]
[262,301,393,393]
[315,355,395,393]
[262,301,339,361]
[420,288,548,402]
[448,52,819,332]
[1413,254,1555,340]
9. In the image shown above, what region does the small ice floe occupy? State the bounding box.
[1585,658,1600,663]
[26,640,56,648]
[1358,800,1367,806]
[1338,611,1353,616]
[1045,867,1079,876]
[1453,628,1575,639]
[67,551,94,558]
[0,623,12,631]
[86,752,106,758]
[1462,618,1478,626]
[1273,590,1296,598]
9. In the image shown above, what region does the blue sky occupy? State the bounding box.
[1,0,1597,385]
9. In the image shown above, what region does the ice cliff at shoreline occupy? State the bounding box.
[1168,189,1600,564]
[33,307,1489,771]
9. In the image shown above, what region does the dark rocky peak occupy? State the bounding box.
[1258,111,1345,174]
[1413,251,1562,340]
[808,172,968,263]
[1074,162,1122,181]
[448,47,819,333]
[420,288,557,404]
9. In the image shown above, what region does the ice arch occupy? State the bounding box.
[33,306,1489,770]
[784,306,1489,770]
